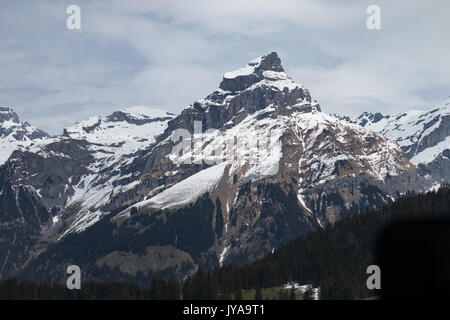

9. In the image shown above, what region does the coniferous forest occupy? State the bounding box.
[183,186,450,299]
[1,186,449,300]
[0,277,180,300]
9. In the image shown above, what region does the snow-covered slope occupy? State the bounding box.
[64,106,175,158]
[0,106,49,164]
[1,106,176,237]
[125,162,228,213]
[355,98,450,184]
[356,100,449,159]
[58,106,176,234]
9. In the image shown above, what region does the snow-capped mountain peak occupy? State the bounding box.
[356,101,449,159]
[222,51,284,80]
[114,105,176,122]
[218,51,303,94]
[115,53,418,230]
[0,106,20,122]
[355,98,450,186]
[185,52,315,135]
[63,106,175,148]
[0,106,49,164]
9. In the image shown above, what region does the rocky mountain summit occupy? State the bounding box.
[0,107,48,164]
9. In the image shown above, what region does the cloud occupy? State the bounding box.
[0,0,449,134]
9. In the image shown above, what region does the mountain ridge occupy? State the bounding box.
[0,52,445,284]
[353,98,450,187]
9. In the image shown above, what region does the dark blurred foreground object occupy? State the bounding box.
[378,218,450,299]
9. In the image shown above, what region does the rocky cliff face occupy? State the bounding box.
[0,52,430,284]
[0,170,50,279]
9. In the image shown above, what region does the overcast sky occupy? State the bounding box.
[1,0,449,134]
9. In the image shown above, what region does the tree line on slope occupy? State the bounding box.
[182,186,450,299]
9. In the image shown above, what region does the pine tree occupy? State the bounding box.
[254,287,263,300]
[277,289,289,300]
[234,287,243,300]
[167,278,180,300]
[206,273,218,300]
[289,286,296,300]
[150,277,167,299]
[182,278,191,300]
[221,292,232,300]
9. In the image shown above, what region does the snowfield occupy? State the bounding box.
[223,56,263,79]
[410,135,450,165]
[64,106,174,156]
[130,161,228,211]
[357,99,450,164]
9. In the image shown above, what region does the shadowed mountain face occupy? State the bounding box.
[0,52,432,284]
